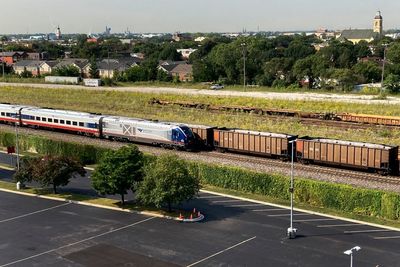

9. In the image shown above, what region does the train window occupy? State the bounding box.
[54,119,59,123]
[66,121,71,125]
[41,117,46,122]
[60,120,65,124]
[48,118,53,123]
[36,117,40,121]
[1,112,4,116]
[6,113,10,117]
[72,121,77,126]
[79,122,84,127]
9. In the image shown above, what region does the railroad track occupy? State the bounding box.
[0,124,399,190]
[206,151,400,186]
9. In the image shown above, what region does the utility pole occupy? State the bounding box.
[241,43,246,90]
[380,44,388,95]
[1,42,5,79]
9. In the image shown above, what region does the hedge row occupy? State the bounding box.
[1,130,398,221]
[192,163,400,221]
[0,132,108,164]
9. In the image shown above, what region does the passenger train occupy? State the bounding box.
[0,104,195,150]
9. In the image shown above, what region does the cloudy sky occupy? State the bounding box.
[1,0,399,34]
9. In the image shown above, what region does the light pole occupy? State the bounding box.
[287,140,297,239]
[241,43,246,90]
[14,113,20,172]
[344,246,361,267]
[380,44,388,95]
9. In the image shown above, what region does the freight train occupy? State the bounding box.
[0,103,398,175]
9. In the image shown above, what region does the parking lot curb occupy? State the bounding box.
[200,189,400,232]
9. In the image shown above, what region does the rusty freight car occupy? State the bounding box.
[188,124,216,149]
[296,137,399,175]
[213,128,297,159]
[337,113,400,127]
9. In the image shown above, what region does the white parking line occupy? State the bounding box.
[344,229,393,234]
[374,235,400,240]
[268,213,309,217]
[294,218,337,222]
[0,203,71,223]
[251,208,287,212]
[317,223,360,228]
[186,236,257,267]
[229,204,264,208]
[212,200,243,203]
[0,217,156,267]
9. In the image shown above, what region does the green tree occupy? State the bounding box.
[52,65,81,77]
[92,145,144,205]
[137,154,200,212]
[14,156,86,194]
[352,61,381,83]
[124,66,148,82]
[89,59,99,78]
[156,69,172,82]
[20,69,33,78]
[384,73,400,93]
[387,43,400,64]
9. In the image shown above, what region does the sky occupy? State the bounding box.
[1,0,399,34]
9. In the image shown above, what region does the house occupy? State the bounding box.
[157,61,193,82]
[40,61,58,75]
[53,59,90,77]
[97,58,141,78]
[0,51,27,65]
[170,64,193,82]
[177,48,197,59]
[27,52,49,61]
[13,60,43,76]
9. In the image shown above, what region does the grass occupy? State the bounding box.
[1,85,400,147]
[202,185,400,229]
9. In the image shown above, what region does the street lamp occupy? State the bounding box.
[241,43,246,90]
[14,113,20,172]
[380,44,388,95]
[287,140,297,239]
[344,246,361,267]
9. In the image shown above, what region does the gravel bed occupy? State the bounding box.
[1,124,399,193]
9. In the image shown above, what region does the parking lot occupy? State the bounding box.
[1,188,400,267]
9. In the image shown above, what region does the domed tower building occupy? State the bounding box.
[373,11,383,36]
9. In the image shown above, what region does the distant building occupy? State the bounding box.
[0,51,27,65]
[177,48,197,59]
[157,61,193,82]
[53,58,90,77]
[55,26,62,40]
[338,11,383,44]
[194,36,207,42]
[13,60,57,76]
[97,58,141,78]
[172,32,191,42]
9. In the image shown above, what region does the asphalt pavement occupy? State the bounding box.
[0,152,400,266]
